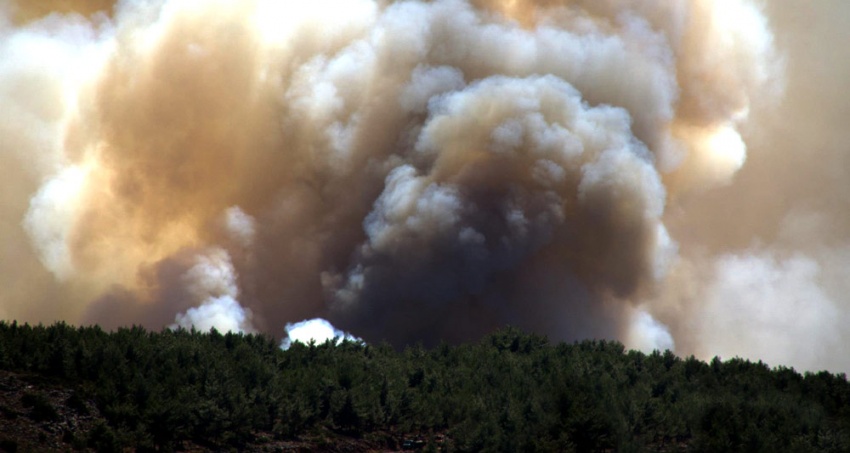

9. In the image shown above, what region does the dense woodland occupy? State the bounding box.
[0,322,849,452]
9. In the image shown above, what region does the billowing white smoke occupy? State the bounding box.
[626,309,675,354]
[653,246,850,371]
[172,248,255,334]
[23,165,88,281]
[281,318,362,350]
[696,253,839,369]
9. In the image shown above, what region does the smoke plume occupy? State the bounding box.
[2,0,846,371]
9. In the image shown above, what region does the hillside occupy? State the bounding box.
[0,322,848,452]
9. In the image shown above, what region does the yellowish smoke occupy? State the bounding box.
[5,0,845,372]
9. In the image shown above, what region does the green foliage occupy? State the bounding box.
[0,321,849,451]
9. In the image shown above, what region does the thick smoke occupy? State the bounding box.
[642,0,850,373]
[5,0,844,371]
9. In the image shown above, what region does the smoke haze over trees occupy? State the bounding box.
[1,0,849,372]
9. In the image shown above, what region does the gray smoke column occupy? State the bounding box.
[324,73,671,345]
[5,0,821,366]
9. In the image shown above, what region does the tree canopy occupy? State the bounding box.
[0,321,848,452]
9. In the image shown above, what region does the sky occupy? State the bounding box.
[1,0,850,372]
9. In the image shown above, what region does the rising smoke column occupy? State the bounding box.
[324,73,672,345]
[1,0,807,364]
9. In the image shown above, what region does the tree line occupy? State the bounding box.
[0,321,849,452]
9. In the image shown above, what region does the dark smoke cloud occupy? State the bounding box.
[324,74,668,345]
[9,0,845,372]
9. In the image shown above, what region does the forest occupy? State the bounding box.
[0,321,849,452]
